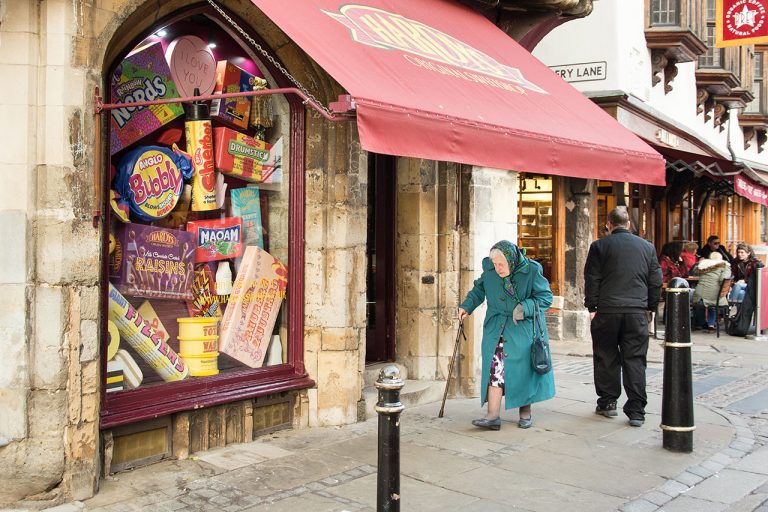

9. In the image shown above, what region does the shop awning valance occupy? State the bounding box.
[251,0,665,185]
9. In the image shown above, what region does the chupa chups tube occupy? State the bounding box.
[108,283,188,382]
[187,217,243,262]
[115,145,193,222]
[184,90,217,212]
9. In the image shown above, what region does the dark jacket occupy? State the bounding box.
[732,256,763,282]
[698,244,734,264]
[584,228,663,313]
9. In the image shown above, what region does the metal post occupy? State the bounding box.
[747,268,768,341]
[375,366,404,512]
[661,288,695,452]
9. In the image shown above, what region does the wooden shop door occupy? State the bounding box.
[365,154,396,363]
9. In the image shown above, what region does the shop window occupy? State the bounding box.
[650,0,680,26]
[668,188,695,241]
[518,175,553,281]
[102,10,305,426]
[726,195,745,250]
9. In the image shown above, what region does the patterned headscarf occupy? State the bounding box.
[491,240,529,300]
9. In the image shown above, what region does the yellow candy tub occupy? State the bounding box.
[179,352,219,377]
[177,317,219,338]
[178,336,218,356]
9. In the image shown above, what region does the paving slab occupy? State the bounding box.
[659,495,728,511]
[401,428,509,457]
[438,464,625,512]
[494,446,665,499]
[685,469,768,504]
[324,473,479,512]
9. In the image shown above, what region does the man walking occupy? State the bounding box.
[584,207,662,427]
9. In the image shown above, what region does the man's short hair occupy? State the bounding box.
[607,206,629,228]
[707,235,720,244]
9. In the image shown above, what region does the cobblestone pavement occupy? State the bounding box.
[30,333,768,512]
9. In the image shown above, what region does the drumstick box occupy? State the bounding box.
[109,223,196,300]
[219,246,287,367]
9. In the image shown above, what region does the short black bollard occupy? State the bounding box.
[375,365,404,512]
[661,288,695,452]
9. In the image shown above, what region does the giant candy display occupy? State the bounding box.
[213,127,275,183]
[186,217,243,262]
[110,223,196,300]
[108,283,189,382]
[115,145,192,221]
[219,246,287,368]
[210,61,255,129]
[230,187,263,248]
[110,41,184,155]
[165,35,217,98]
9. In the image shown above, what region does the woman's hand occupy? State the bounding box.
[458,308,468,323]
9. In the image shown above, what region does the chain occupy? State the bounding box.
[206,0,333,116]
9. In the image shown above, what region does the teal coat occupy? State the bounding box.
[460,257,555,410]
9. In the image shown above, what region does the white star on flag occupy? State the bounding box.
[734,4,758,28]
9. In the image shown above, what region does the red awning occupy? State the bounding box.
[251,0,665,185]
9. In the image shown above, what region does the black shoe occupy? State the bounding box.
[595,402,618,417]
[472,418,501,430]
[628,417,644,427]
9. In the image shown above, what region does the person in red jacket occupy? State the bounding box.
[659,242,687,284]
[680,241,699,274]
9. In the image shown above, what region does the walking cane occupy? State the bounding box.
[438,321,467,418]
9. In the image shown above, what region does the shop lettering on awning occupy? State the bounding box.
[734,174,768,206]
[251,0,665,185]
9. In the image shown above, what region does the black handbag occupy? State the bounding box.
[531,302,552,375]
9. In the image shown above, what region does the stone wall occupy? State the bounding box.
[457,167,519,397]
[1,0,101,506]
[562,178,594,340]
[395,159,462,382]
[0,0,365,506]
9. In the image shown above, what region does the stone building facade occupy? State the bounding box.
[0,0,610,508]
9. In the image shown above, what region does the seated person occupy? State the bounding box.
[692,252,730,331]
[659,242,687,284]
[680,241,699,274]
[731,243,764,302]
[698,235,734,264]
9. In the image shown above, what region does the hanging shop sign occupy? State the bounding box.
[717,0,768,47]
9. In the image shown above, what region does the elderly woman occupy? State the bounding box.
[458,240,555,430]
[692,252,731,331]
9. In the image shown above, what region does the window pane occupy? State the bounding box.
[699,25,722,67]
[747,80,763,112]
[706,0,716,21]
[755,53,764,77]
[651,0,680,26]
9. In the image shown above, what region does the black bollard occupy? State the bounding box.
[375,365,404,512]
[661,288,695,452]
